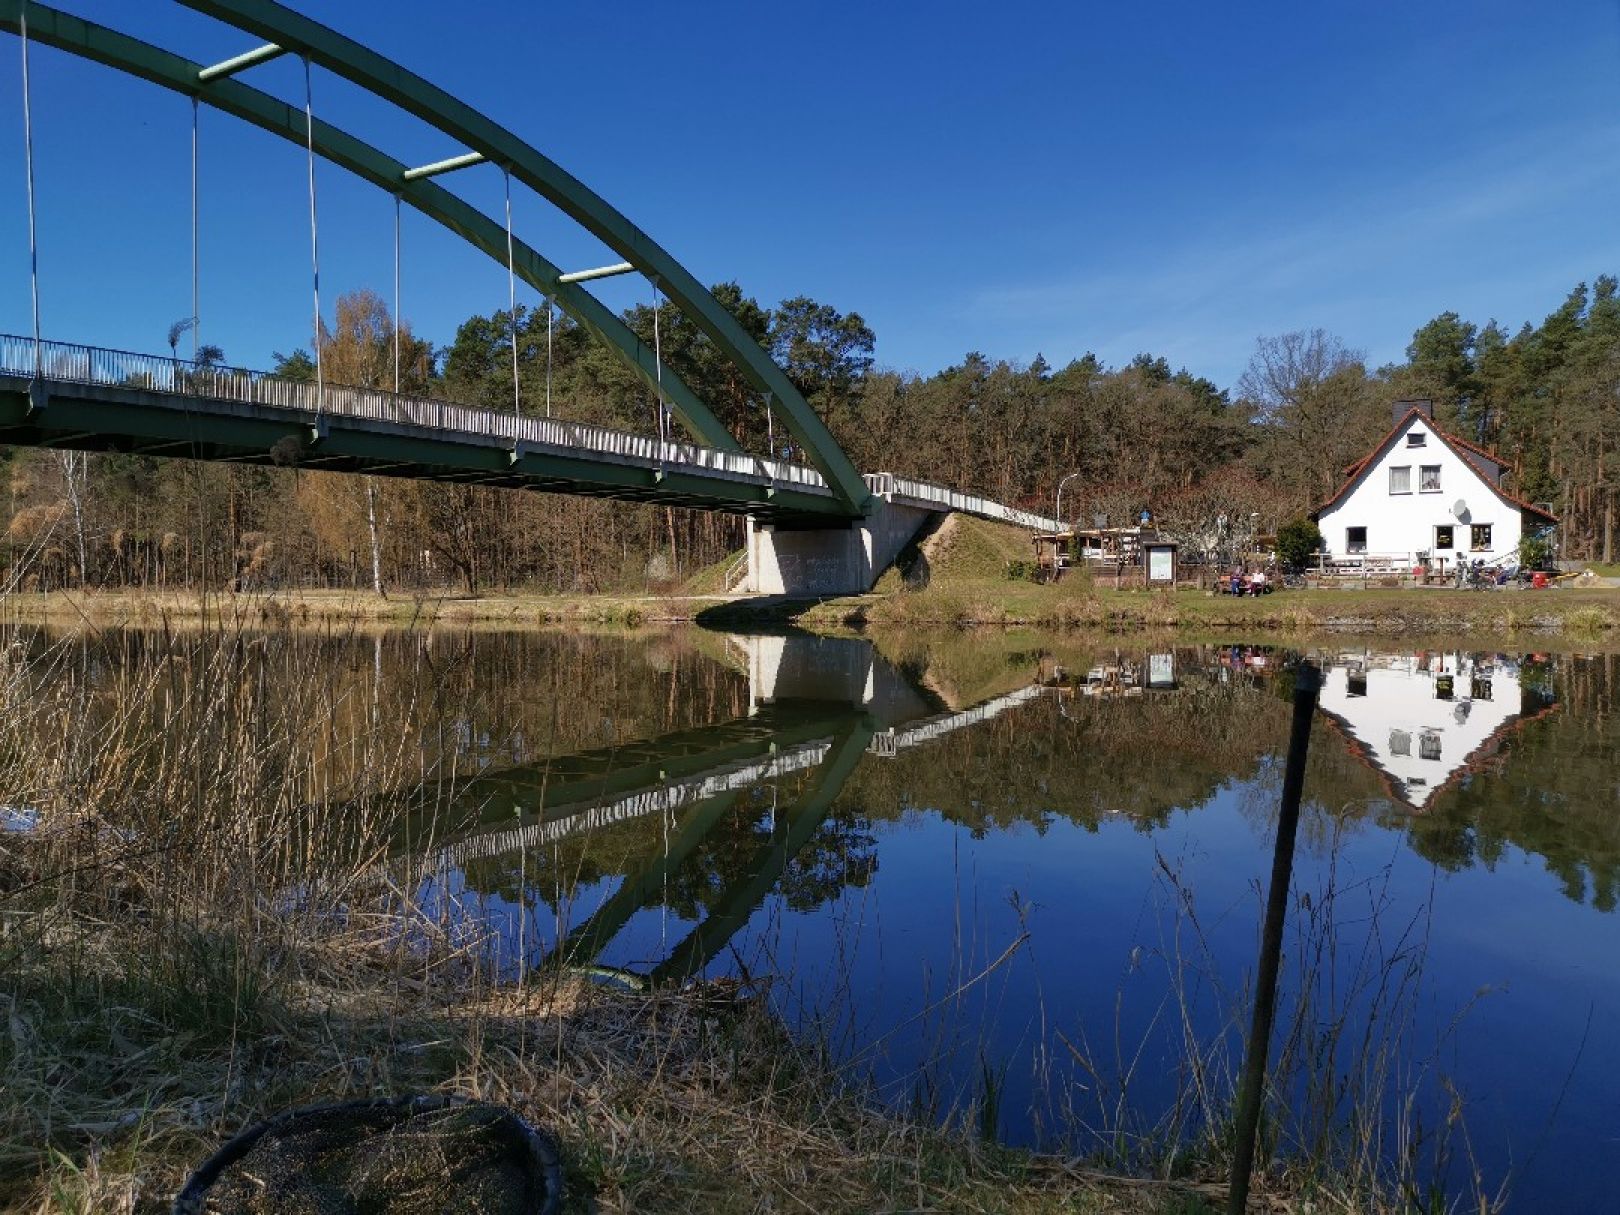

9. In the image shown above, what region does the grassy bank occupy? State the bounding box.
[12,517,1616,637]
[5,621,1338,1215]
[709,516,1620,636]
[0,586,722,631]
[796,581,1620,635]
[14,578,1619,640]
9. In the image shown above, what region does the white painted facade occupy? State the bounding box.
[1316,410,1539,569]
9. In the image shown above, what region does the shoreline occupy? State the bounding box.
[5,583,1618,636]
[0,812,1308,1215]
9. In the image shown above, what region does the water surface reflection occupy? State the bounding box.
[16,626,1618,1208]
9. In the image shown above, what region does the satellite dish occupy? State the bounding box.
[1451,499,1469,520]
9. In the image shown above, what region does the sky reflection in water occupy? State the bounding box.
[388,633,1619,1211]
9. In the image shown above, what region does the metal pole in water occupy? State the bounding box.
[1227,659,1319,1215]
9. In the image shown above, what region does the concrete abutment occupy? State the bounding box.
[744,501,938,595]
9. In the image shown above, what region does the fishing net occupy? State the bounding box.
[173,1096,562,1215]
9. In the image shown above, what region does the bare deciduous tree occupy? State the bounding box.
[1237,329,1362,422]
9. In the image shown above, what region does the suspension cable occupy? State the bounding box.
[652,282,665,446]
[302,55,323,409]
[504,167,519,414]
[19,8,42,376]
[392,193,401,394]
[545,295,553,418]
[191,96,199,361]
[763,392,776,483]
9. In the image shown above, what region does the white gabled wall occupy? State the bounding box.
[1318,416,1523,564]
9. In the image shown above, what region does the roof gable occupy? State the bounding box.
[1315,408,1557,525]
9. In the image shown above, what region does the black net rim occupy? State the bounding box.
[171,1093,562,1215]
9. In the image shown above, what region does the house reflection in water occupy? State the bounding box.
[1316,651,1556,810]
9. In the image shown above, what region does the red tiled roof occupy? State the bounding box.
[1315,407,1558,525]
[1445,428,1511,470]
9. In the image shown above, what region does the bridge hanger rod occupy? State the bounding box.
[19,6,42,375]
[195,41,284,81]
[556,261,635,285]
[401,150,484,181]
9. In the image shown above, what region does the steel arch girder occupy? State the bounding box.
[178,0,874,516]
[0,0,742,455]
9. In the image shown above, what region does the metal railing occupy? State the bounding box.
[867,684,1046,758]
[0,333,831,493]
[722,552,749,593]
[864,472,1062,531]
[1311,552,1427,575]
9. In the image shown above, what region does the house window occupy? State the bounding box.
[1420,465,1441,493]
[1346,527,1367,554]
[1406,432,1427,447]
[1419,731,1442,761]
[1434,525,1454,550]
[1389,729,1411,756]
[1389,465,1412,495]
[1470,523,1493,551]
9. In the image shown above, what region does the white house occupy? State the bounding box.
[1314,400,1556,571]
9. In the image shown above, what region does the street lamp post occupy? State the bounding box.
[1055,471,1082,532]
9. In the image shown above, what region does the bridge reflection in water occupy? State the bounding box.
[383,634,1047,986]
[372,638,1563,997]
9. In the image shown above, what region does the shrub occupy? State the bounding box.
[1518,533,1554,570]
[1276,518,1323,571]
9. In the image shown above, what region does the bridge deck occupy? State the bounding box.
[1,335,848,522]
[0,335,1060,529]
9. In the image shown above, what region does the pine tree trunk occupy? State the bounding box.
[59,452,89,588]
[1604,491,1614,565]
[365,477,386,597]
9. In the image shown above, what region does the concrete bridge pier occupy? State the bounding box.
[743,500,937,596]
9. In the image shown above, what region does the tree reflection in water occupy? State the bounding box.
[8,624,1618,1206]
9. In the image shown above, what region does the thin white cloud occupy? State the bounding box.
[963,123,1620,385]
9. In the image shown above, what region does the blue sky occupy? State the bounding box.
[2,1,1618,390]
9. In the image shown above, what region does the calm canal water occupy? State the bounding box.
[23,626,1620,1209]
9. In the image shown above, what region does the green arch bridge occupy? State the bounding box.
[1,0,1058,592]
